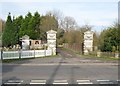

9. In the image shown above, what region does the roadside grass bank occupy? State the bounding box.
[2,58,34,63]
[62,47,120,61]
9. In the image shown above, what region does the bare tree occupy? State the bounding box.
[46,10,64,29]
[62,16,77,31]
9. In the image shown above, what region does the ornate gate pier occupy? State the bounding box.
[47,30,57,55]
[83,31,94,55]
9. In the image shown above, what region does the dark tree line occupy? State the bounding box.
[2,12,58,47]
[2,13,17,47]
[99,23,120,52]
[2,11,120,53]
[1,11,99,50]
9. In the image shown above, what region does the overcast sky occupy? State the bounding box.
[0,0,119,32]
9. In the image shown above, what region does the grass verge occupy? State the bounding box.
[2,54,59,63]
[81,54,120,61]
[2,58,34,63]
[62,47,120,61]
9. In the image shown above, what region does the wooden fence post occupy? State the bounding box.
[44,49,46,57]
[1,50,3,60]
[34,49,35,58]
[19,49,21,59]
[115,52,119,58]
[97,51,101,57]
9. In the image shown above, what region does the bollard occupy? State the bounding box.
[97,51,101,57]
[115,53,119,58]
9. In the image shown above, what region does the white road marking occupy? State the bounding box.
[30,82,46,84]
[117,80,120,81]
[97,80,114,84]
[78,82,93,84]
[30,79,46,84]
[4,82,22,84]
[99,82,114,84]
[53,80,68,84]
[97,80,110,82]
[53,81,68,84]
[4,80,23,84]
[77,80,93,84]
[7,80,23,82]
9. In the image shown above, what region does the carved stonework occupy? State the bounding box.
[20,35,30,50]
[84,31,94,55]
[47,30,57,55]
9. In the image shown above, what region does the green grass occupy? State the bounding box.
[2,57,35,63]
[35,54,59,59]
[99,56,120,60]
[81,54,120,61]
[61,48,81,54]
[62,47,120,61]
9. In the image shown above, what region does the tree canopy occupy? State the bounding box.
[2,12,59,47]
[99,24,120,52]
[2,13,17,47]
[2,11,119,53]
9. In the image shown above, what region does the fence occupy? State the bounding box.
[63,43,83,54]
[62,44,119,58]
[89,51,120,58]
[0,49,52,60]
[100,52,115,57]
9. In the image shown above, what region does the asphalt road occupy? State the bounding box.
[2,64,118,84]
[1,48,119,84]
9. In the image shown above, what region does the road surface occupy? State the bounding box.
[1,48,119,84]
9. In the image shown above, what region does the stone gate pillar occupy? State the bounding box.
[83,31,94,55]
[47,30,57,55]
[20,35,30,50]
